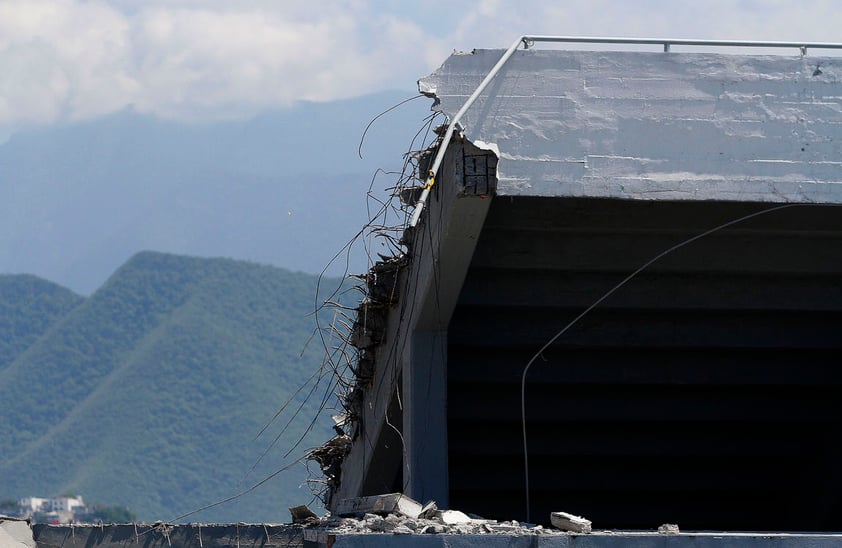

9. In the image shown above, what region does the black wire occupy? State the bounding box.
[519,203,802,523]
[169,457,305,523]
[358,94,425,159]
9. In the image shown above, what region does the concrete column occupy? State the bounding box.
[403,329,449,506]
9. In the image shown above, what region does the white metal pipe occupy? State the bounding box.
[523,35,842,50]
[408,35,525,227]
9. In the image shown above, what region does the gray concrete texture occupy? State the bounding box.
[23,523,842,547]
[419,49,842,203]
[0,518,35,548]
[323,533,842,547]
[30,523,304,547]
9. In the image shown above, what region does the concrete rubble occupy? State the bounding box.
[309,512,560,537]
[659,523,681,535]
[289,504,319,524]
[550,511,592,534]
[305,494,592,539]
[336,493,423,519]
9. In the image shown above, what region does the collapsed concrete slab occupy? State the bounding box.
[336,494,423,519]
[550,512,592,534]
[316,42,842,532]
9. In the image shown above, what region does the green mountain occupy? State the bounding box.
[0,252,338,522]
[0,275,83,372]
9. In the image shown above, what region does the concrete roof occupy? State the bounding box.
[323,45,842,533]
[419,49,842,203]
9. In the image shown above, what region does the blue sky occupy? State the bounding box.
[2,0,841,138]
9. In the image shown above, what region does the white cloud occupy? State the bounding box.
[1,0,841,134]
[0,0,135,127]
[132,7,364,114]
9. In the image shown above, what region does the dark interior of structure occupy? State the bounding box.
[446,196,842,531]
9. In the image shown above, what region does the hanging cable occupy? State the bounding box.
[520,203,800,523]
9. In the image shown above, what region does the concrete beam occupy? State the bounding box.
[401,139,494,505]
[331,137,494,508]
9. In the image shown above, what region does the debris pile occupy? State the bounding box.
[301,493,592,537]
[306,434,351,493]
[315,511,557,536]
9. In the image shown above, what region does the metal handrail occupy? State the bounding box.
[523,35,842,53]
[407,35,842,227]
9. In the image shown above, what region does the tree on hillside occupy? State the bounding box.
[77,504,137,524]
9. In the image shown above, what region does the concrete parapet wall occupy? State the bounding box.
[307,531,842,547]
[420,49,842,203]
[25,524,842,548]
[31,523,304,548]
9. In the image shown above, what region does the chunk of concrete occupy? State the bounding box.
[336,493,423,518]
[368,517,396,532]
[420,500,438,520]
[289,504,318,523]
[550,511,592,533]
[658,523,680,535]
[440,510,471,525]
[422,524,446,534]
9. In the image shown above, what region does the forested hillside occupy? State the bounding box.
[0,275,83,372]
[0,252,338,522]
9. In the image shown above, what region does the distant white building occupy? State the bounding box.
[46,496,84,514]
[17,497,47,513]
[17,496,85,520]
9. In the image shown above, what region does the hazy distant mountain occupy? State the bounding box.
[0,252,339,522]
[0,90,433,294]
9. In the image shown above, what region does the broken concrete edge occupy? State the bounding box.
[550,511,592,534]
[290,504,320,524]
[305,252,413,506]
[336,493,423,519]
[311,132,500,510]
[335,493,484,525]
[305,132,456,507]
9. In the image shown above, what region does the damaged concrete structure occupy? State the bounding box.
[325,39,842,531]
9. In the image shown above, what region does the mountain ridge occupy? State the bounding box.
[0,274,83,372]
[0,90,431,294]
[0,251,338,522]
